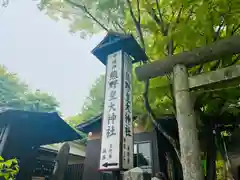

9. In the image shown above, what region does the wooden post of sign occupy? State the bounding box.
[113,171,121,180]
[173,64,204,180]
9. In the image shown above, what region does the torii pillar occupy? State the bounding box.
[173,64,203,180]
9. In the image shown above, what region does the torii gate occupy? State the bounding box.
[135,35,240,180]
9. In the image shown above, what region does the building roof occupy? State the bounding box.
[75,113,102,134]
[75,113,178,138]
[0,108,82,147]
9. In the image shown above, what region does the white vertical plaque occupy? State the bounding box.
[99,51,122,170]
[99,50,133,171]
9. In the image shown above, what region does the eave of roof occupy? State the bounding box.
[0,108,82,147]
[75,113,177,134]
[75,113,102,133]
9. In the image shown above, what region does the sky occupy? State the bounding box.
[0,0,106,117]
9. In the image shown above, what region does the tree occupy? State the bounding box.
[0,65,28,108]
[66,68,172,128]
[39,0,240,118]
[67,74,105,126]
[0,65,60,112]
[23,90,60,112]
[38,0,126,38]
[40,0,240,178]
[0,0,9,8]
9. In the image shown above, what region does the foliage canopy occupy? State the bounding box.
[0,65,59,112]
[40,0,240,122]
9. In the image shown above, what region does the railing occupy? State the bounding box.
[65,163,84,180]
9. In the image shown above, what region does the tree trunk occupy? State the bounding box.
[173,64,204,180]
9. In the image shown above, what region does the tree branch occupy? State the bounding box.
[113,20,126,34]
[185,7,193,23]
[1,0,9,7]
[166,5,183,37]
[41,6,80,16]
[210,13,231,71]
[136,0,140,23]
[232,24,240,35]
[213,16,225,41]
[167,39,174,55]
[143,79,181,161]
[147,8,165,35]
[209,60,221,71]
[129,0,180,164]
[194,20,224,74]
[155,0,164,25]
[229,54,240,66]
[126,1,177,157]
[175,5,183,24]
[170,4,183,30]
[144,0,165,35]
[65,0,109,32]
[141,8,179,159]
[138,0,180,162]
[126,0,145,49]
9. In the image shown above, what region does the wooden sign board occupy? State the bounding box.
[99,50,133,171]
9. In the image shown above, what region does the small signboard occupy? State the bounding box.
[99,50,133,171]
